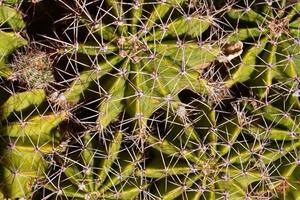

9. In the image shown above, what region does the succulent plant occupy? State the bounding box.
[0,88,68,198]
[1,0,300,199]
[136,99,259,199]
[43,129,147,200]
[0,2,42,199]
[0,2,27,78]
[224,0,300,98]
[9,49,55,89]
[239,84,300,199]
[53,0,226,133]
[0,4,68,198]
[138,92,300,199]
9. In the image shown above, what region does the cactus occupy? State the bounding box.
[224,0,300,98]
[0,3,67,197]
[137,99,260,199]
[9,49,55,89]
[240,84,300,199]
[0,88,68,198]
[54,0,224,132]
[138,91,300,199]
[1,0,300,199]
[0,2,27,78]
[43,129,147,200]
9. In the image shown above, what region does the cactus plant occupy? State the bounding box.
[53,0,225,132]
[239,84,300,199]
[0,2,27,78]
[137,99,260,199]
[0,3,67,198]
[224,0,300,98]
[1,0,300,199]
[138,92,300,199]
[0,88,68,198]
[42,129,147,200]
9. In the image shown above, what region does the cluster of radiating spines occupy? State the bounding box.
[223,0,300,98]
[9,49,55,89]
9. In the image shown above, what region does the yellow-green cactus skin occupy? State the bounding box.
[1,0,300,199]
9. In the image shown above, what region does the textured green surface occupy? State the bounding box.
[0,0,300,199]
